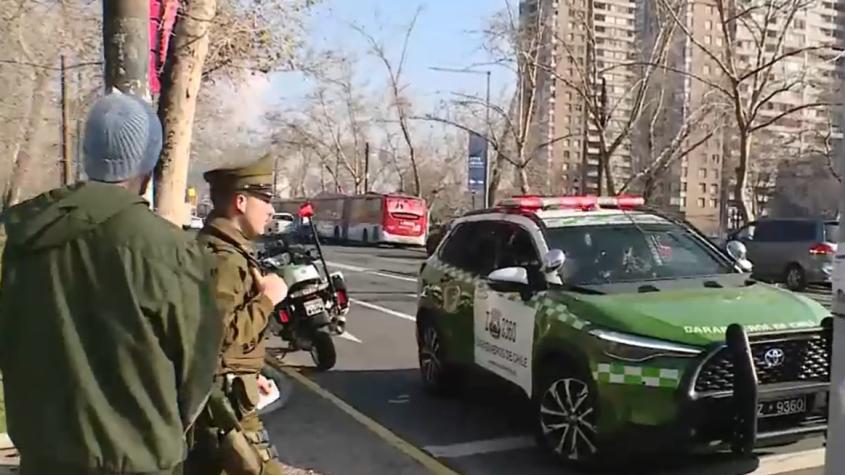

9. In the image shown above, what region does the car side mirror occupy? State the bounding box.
[726,240,753,272]
[543,249,566,273]
[487,267,529,293]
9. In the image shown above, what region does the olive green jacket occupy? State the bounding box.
[0,182,222,473]
[196,215,274,374]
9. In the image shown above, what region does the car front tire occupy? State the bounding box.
[535,364,602,469]
[417,317,461,396]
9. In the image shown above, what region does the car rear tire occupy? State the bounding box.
[535,364,602,469]
[417,318,461,396]
[784,264,807,291]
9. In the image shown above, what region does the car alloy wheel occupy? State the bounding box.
[539,377,598,461]
[419,325,442,385]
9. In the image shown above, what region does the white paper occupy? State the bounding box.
[256,379,280,411]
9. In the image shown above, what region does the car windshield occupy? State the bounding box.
[544,222,735,285]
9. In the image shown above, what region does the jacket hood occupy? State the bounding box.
[564,282,829,347]
[2,181,147,252]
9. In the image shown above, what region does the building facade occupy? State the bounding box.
[521,0,844,235]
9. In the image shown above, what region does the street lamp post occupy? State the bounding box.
[429,66,492,208]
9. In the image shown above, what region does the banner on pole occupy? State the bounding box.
[149,0,179,95]
[467,131,487,193]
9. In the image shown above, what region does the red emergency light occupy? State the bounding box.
[298,202,315,218]
[497,194,643,213]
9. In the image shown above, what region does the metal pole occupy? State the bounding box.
[60,54,73,186]
[824,93,845,474]
[485,70,491,208]
[364,141,370,192]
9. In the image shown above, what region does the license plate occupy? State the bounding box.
[304,299,324,316]
[757,396,807,418]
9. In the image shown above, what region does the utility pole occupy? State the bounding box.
[102,0,150,98]
[364,142,370,192]
[102,0,153,205]
[429,66,491,205]
[60,55,73,186]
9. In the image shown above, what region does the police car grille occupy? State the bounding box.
[693,332,831,393]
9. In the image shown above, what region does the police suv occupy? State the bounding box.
[416,195,832,466]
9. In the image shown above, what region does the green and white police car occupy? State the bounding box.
[416,195,832,466]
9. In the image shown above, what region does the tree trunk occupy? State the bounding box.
[102,0,150,97]
[734,132,754,224]
[2,71,51,210]
[642,174,656,204]
[518,167,530,194]
[409,147,421,196]
[602,152,617,196]
[154,0,218,226]
[487,151,506,206]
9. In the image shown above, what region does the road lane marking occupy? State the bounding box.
[753,448,824,474]
[265,359,460,475]
[338,331,363,343]
[423,436,535,458]
[327,261,418,283]
[351,298,416,322]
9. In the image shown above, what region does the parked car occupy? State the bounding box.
[727,218,838,291]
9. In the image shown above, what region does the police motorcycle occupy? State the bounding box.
[258,202,350,371]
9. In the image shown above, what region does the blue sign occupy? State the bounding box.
[468,131,488,193]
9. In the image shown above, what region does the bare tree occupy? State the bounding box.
[268,52,375,195]
[204,0,318,80]
[1,0,101,210]
[154,0,319,224]
[623,87,724,203]
[532,0,686,196]
[661,0,844,223]
[154,0,219,225]
[419,1,575,199]
[351,7,423,196]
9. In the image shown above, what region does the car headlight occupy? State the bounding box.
[589,328,703,362]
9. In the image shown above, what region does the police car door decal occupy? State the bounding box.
[473,282,535,395]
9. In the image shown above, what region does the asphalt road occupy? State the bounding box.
[263,244,833,475]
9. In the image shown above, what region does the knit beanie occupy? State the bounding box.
[82,91,163,183]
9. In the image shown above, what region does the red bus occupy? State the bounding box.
[274,192,428,247]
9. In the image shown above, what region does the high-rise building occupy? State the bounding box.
[519,0,639,195]
[521,0,843,235]
[639,0,843,234]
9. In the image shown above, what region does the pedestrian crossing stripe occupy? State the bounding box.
[592,362,682,389]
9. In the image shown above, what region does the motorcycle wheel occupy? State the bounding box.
[310,330,337,371]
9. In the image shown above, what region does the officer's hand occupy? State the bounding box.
[251,268,288,305]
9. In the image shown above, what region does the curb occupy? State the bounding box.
[0,434,11,450]
[264,357,460,475]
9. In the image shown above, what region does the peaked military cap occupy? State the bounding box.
[203,153,275,198]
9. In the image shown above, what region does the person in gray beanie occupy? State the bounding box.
[83,90,163,185]
[0,91,222,475]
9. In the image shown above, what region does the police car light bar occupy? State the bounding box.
[497,194,644,212]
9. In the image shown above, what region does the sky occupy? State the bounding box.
[263,0,515,116]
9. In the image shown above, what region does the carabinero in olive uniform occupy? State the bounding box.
[186,154,289,475]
